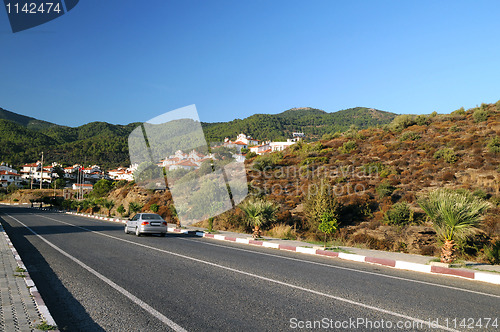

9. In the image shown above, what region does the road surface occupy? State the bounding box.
[1,206,499,331]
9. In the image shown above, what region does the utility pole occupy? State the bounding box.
[40,152,44,190]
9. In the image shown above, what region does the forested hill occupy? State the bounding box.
[0,107,60,131]
[0,106,395,168]
[201,107,396,142]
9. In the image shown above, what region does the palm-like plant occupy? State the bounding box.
[87,198,99,215]
[418,189,490,263]
[240,199,278,238]
[129,202,143,216]
[102,199,115,217]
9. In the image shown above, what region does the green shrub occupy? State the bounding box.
[253,153,283,170]
[376,181,396,198]
[484,240,500,265]
[496,100,500,111]
[399,131,421,141]
[391,114,416,131]
[300,157,328,166]
[434,148,457,163]
[473,108,489,123]
[415,114,430,126]
[150,203,159,213]
[490,196,500,207]
[487,136,500,153]
[472,189,488,200]
[451,107,466,116]
[384,202,413,226]
[449,125,461,133]
[245,151,257,159]
[116,204,125,217]
[338,140,357,154]
[304,181,340,231]
[362,162,385,175]
[322,132,341,140]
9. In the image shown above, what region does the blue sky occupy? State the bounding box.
[1,0,500,126]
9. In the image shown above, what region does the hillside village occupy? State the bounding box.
[2,102,500,264]
[0,132,302,191]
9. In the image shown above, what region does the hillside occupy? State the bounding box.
[67,101,499,263]
[0,106,395,168]
[5,101,500,263]
[0,107,59,131]
[202,107,396,142]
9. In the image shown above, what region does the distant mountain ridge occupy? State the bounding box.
[0,107,60,131]
[0,106,397,168]
[202,107,396,142]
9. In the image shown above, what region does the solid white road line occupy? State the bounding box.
[5,214,187,332]
[31,213,461,331]
[180,238,500,299]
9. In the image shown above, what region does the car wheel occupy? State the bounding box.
[124,226,129,234]
[135,227,141,237]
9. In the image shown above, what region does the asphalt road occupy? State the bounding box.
[1,206,499,332]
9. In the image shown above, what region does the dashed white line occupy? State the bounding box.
[27,213,462,331]
[179,237,500,299]
[5,214,187,332]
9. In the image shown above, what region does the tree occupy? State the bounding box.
[93,179,114,197]
[51,178,66,189]
[240,198,278,238]
[52,165,65,180]
[128,202,142,216]
[86,198,99,215]
[61,199,73,211]
[7,183,17,194]
[318,211,338,248]
[117,204,126,217]
[102,199,115,217]
[418,189,490,263]
[304,181,340,232]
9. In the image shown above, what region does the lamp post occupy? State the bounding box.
[39,152,44,190]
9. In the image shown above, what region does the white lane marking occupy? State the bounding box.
[31,213,460,331]
[181,237,500,299]
[5,214,187,332]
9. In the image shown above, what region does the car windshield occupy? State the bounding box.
[141,214,163,220]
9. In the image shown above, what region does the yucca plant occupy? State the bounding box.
[102,199,115,217]
[240,198,278,238]
[418,189,490,263]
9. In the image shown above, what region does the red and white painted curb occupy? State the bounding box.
[2,229,59,331]
[65,211,500,286]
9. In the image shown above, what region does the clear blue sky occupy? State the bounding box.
[1,0,500,127]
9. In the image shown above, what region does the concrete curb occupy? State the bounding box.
[65,211,500,286]
[2,228,59,331]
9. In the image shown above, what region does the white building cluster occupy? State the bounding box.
[159,150,214,171]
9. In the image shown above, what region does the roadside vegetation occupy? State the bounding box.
[2,101,500,264]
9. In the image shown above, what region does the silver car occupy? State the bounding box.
[125,213,167,237]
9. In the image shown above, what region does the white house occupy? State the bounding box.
[249,143,272,155]
[108,168,134,181]
[72,183,93,191]
[0,170,21,188]
[20,162,40,181]
[270,139,299,152]
[248,138,300,155]
[167,160,199,171]
[223,133,260,151]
